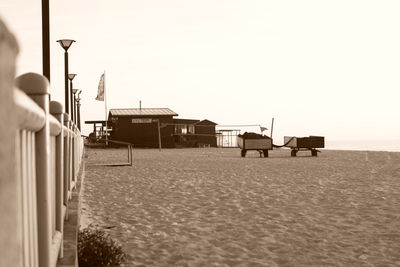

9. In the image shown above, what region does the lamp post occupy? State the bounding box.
[76,94,82,130]
[57,39,75,114]
[68,73,77,122]
[42,0,50,81]
[72,88,79,124]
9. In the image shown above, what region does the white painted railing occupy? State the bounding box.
[13,73,84,267]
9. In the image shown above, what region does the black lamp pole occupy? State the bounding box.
[68,74,77,123]
[77,90,82,128]
[57,39,75,115]
[76,95,82,130]
[42,0,50,82]
[72,89,78,124]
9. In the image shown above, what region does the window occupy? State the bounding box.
[175,124,189,135]
[188,125,195,134]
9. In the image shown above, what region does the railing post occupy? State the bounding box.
[63,114,70,219]
[50,101,64,258]
[0,19,21,267]
[70,122,75,189]
[16,73,52,267]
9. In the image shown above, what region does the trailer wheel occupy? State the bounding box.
[311,149,318,157]
[291,150,297,157]
[263,150,269,158]
[241,150,247,157]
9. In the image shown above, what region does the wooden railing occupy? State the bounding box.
[13,72,84,267]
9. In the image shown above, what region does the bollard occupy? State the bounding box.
[16,72,52,267]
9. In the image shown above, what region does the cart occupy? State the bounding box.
[237,135,273,157]
[283,136,324,157]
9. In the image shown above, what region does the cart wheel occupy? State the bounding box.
[241,150,247,157]
[311,149,318,157]
[291,150,297,157]
[263,150,269,158]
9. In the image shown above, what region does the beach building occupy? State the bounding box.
[173,118,217,147]
[108,108,177,148]
[86,108,217,148]
[194,119,218,147]
[84,120,108,141]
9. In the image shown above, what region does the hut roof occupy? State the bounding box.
[109,108,178,117]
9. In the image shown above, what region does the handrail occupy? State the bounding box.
[14,88,46,132]
[62,125,70,136]
[49,114,61,136]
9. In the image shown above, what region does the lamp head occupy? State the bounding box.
[68,73,77,81]
[57,39,75,51]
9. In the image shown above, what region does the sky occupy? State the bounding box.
[1,0,400,142]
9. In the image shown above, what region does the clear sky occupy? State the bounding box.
[1,0,400,141]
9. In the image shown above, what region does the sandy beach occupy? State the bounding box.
[81,147,400,266]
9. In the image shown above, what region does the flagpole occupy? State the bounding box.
[104,71,108,146]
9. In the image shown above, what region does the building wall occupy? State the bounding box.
[111,116,175,148]
[195,121,217,147]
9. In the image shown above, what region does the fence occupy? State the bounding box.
[6,72,84,267]
[0,20,84,266]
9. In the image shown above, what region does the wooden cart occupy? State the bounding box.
[284,136,324,157]
[237,136,273,157]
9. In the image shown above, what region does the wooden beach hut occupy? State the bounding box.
[172,118,218,147]
[108,108,178,148]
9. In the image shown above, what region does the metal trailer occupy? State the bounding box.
[237,136,273,157]
[283,136,325,157]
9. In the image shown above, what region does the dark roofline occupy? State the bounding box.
[195,119,217,125]
[108,108,178,117]
[109,107,174,110]
[173,118,201,124]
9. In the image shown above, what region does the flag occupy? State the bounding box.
[260,126,268,132]
[95,73,105,101]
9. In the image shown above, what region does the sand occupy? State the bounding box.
[81,147,400,266]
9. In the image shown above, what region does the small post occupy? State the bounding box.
[16,73,52,267]
[127,144,130,163]
[157,119,162,151]
[270,118,274,139]
[129,145,133,166]
[50,101,64,258]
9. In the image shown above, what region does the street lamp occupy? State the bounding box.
[76,93,82,130]
[68,73,77,122]
[57,39,75,114]
[72,88,79,125]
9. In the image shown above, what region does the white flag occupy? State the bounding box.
[96,73,105,101]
